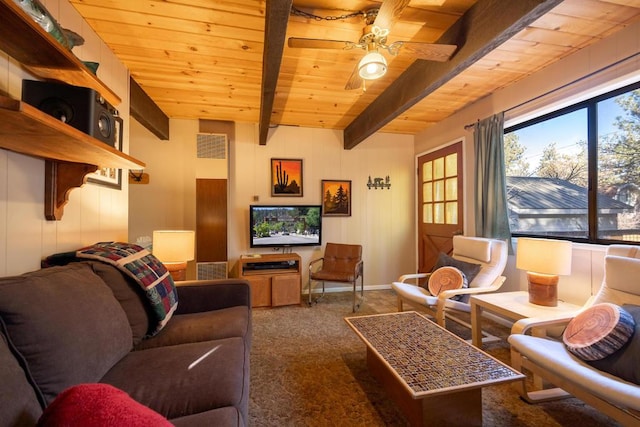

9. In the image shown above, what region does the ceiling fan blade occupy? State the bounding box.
[373,0,411,32]
[391,42,457,62]
[344,64,363,90]
[288,38,358,50]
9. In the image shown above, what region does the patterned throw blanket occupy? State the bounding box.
[43,242,178,336]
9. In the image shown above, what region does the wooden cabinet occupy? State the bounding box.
[231,253,302,307]
[0,0,145,220]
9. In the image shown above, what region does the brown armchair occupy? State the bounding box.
[308,243,363,312]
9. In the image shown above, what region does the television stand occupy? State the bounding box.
[231,253,301,307]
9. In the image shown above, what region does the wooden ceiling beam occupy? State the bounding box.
[343,0,564,150]
[130,76,170,141]
[259,0,293,146]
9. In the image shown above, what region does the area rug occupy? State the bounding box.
[249,290,620,426]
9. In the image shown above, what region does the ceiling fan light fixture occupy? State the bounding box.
[358,51,387,80]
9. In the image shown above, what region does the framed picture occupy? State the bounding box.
[321,180,351,217]
[271,158,303,197]
[87,116,123,190]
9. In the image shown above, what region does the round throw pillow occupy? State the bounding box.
[428,266,467,296]
[563,303,635,361]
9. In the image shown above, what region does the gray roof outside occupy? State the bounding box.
[506,176,633,213]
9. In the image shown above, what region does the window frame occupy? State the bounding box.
[504,79,640,245]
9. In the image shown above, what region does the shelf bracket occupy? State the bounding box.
[44,160,98,220]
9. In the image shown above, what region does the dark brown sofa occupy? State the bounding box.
[0,261,251,426]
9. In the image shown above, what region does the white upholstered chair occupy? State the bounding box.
[508,245,640,425]
[391,235,508,329]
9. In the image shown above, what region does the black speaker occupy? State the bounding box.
[21,80,117,146]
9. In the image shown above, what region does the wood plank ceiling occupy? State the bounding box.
[69,0,640,148]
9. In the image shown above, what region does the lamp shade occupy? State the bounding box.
[152,230,195,263]
[358,51,387,80]
[516,237,572,275]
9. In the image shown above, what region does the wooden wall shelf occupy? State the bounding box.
[0,0,146,220]
[0,0,121,106]
[0,96,143,169]
[0,95,145,220]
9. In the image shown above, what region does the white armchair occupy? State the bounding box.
[391,236,508,328]
[508,245,640,425]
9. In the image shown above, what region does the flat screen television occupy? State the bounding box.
[250,205,322,248]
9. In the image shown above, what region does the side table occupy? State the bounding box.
[470,291,582,348]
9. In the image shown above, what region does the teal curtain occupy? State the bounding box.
[474,113,512,246]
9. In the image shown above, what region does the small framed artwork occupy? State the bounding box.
[321,180,352,217]
[271,158,303,197]
[87,116,124,190]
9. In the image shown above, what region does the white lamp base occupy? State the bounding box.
[527,272,559,307]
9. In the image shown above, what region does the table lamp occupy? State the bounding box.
[152,230,195,281]
[515,237,572,307]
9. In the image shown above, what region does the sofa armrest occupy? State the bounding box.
[174,279,251,314]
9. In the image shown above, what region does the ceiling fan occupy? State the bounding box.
[288,0,457,90]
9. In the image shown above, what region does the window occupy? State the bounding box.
[504,81,640,243]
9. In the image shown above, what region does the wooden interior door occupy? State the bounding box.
[418,141,463,273]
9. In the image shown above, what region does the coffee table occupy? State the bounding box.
[345,311,524,426]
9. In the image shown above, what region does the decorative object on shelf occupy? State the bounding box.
[152,230,195,282]
[516,237,572,307]
[13,0,85,51]
[271,158,303,197]
[321,180,352,217]
[128,170,149,184]
[87,116,124,189]
[82,61,99,75]
[367,175,391,190]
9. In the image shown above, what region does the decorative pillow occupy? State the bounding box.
[588,304,640,385]
[43,242,178,337]
[563,303,635,361]
[432,252,482,284]
[86,261,153,345]
[0,324,43,424]
[422,252,481,301]
[37,384,172,427]
[428,266,468,297]
[0,263,132,405]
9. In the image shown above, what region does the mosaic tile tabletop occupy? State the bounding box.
[345,311,524,398]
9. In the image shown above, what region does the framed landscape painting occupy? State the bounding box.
[321,180,351,217]
[271,158,303,196]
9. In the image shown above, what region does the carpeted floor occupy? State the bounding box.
[249,290,620,426]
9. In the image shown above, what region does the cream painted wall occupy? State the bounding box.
[414,20,640,306]
[128,118,416,287]
[229,124,416,289]
[128,118,193,246]
[0,0,131,276]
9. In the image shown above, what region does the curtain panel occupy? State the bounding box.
[474,113,512,247]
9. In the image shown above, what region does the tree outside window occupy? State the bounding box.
[504,84,640,243]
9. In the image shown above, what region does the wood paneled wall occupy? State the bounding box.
[0,0,131,276]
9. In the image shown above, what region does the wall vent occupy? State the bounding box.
[196,261,228,280]
[197,133,227,159]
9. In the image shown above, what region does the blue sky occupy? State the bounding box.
[509,95,625,170]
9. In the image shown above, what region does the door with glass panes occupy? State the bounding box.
[418,141,463,274]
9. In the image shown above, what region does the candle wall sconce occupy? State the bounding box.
[367,175,391,190]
